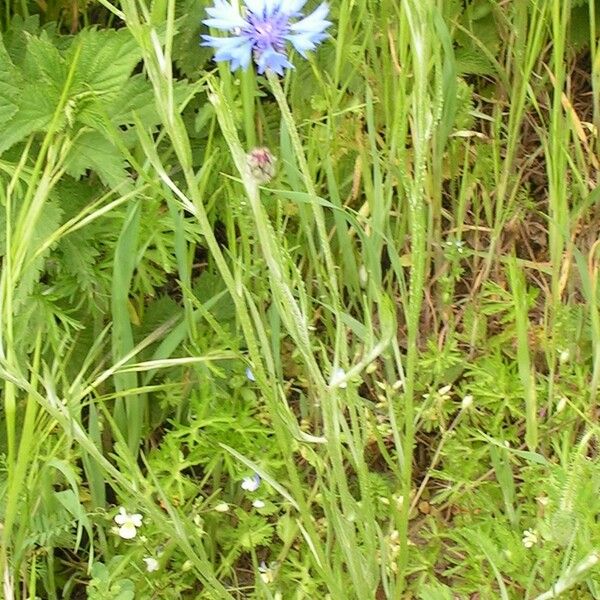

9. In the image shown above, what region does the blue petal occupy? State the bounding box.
[204,0,246,30]
[263,0,283,16]
[226,42,253,70]
[243,0,267,16]
[290,2,330,35]
[285,32,317,57]
[256,46,293,75]
[282,0,307,15]
[203,17,246,30]
[201,35,254,71]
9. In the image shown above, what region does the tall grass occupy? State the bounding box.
[1,0,600,598]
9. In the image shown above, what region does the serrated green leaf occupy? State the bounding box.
[0,36,20,124]
[67,28,141,100]
[110,75,192,128]
[3,14,43,63]
[173,0,212,78]
[0,34,65,153]
[455,47,496,76]
[22,32,66,88]
[65,131,130,189]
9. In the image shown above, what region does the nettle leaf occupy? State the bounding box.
[3,15,44,63]
[0,37,20,124]
[65,130,129,188]
[173,0,213,79]
[67,28,141,101]
[442,0,462,21]
[22,31,67,85]
[0,33,65,154]
[0,26,143,166]
[110,74,158,125]
[418,582,454,600]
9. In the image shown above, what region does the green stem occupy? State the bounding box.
[241,68,256,147]
[266,71,341,314]
[396,1,432,594]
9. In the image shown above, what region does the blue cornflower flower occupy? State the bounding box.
[202,0,331,75]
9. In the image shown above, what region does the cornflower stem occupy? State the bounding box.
[241,67,256,147]
[265,78,358,550]
[266,71,341,315]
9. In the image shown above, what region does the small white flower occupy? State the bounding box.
[522,528,539,548]
[143,557,160,572]
[558,348,570,364]
[358,265,368,287]
[329,367,348,389]
[445,239,465,254]
[252,499,266,509]
[214,502,230,512]
[461,394,473,409]
[422,384,452,402]
[245,366,256,382]
[258,561,276,584]
[438,384,452,396]
[114,507,143,540]
[557,396,568,413]
[241,473,261,492]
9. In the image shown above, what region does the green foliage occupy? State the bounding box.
[1,1,600,599]
[88,560,136,600]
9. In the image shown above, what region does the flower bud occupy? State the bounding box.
[247,147,277,183]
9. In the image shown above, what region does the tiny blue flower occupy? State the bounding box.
[202,0,331,75]
[241,473,261,491]
[245,366,256,381]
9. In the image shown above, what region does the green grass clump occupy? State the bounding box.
[1,0,600,598]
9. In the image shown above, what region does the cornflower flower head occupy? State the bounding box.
[247,147,277,183]
[202,0,331,75]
